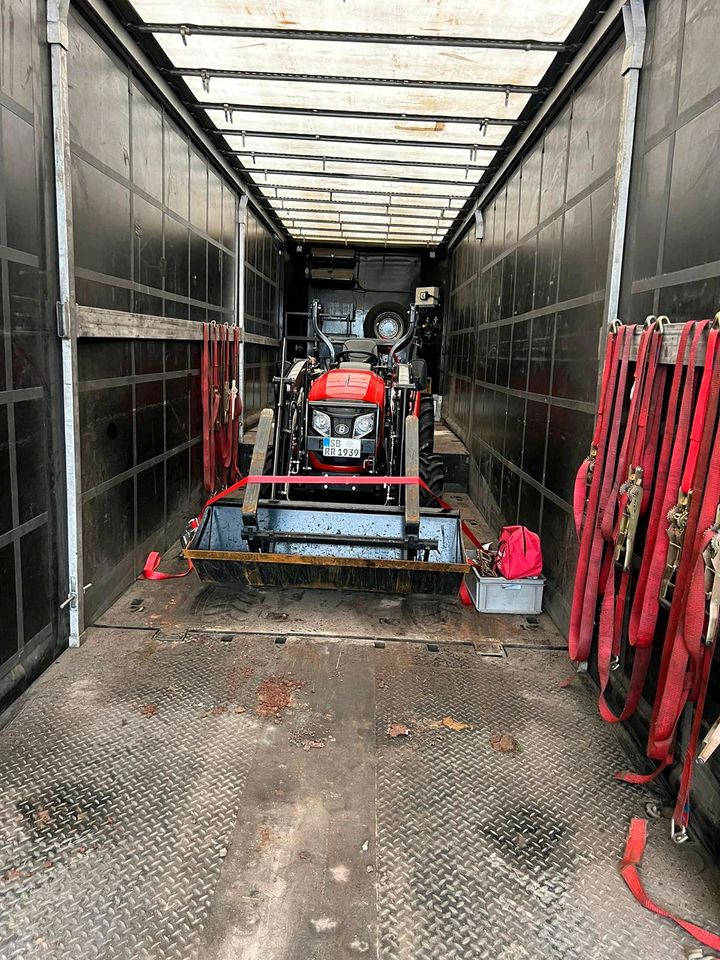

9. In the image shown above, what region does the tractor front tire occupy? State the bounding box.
[419,453,445,507]
[419,394,435,453]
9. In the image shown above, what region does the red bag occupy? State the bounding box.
[495,526,542,580]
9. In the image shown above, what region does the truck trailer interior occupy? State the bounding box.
[1,0,720,957]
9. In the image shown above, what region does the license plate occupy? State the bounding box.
[323,437,362,458]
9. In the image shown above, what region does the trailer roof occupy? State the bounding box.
[127,0,595,246]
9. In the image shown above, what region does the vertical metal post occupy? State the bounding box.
[48,1,85,647]
[237,193,248,440]
[604,0,646,327]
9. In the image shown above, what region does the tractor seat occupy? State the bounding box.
[337,338,378,370]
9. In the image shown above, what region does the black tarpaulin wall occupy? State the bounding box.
[0,0,65,710]
[444,40,622,634]
[68,12,235,623]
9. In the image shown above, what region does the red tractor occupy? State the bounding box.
[265,300,445,505]
[185,301,465,594]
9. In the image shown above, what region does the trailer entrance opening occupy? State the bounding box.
[1,0,720,957]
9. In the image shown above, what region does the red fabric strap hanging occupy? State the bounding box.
[617,326,720,793]
[647,347,720,765]
[201,323,212,492]
[595,321,667,723]
[619,819,720,950]
[201,321,243,495]
[630,321,700,649]
[573,327,620,540]
[569,324,633,662]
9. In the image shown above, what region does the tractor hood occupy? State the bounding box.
[309,368,385,406]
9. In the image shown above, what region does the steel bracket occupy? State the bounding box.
[621,0,647,74]
[56,299,71,338]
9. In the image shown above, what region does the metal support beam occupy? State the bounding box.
[287,220,442,231]
[237,194,248,440]
[48,0,84,648]
[166,67,542,96]
[604,0,646,326]
[133,23,575,53]
[296,236,439,245]
[202,101,521,127]
[75,306,204,340]
[297,238,433,247]
[286,222,444,232]
[277,205,455,221]
[259,183,465,201]
[244,332,281,348]
[226,150,487,173]
[246,167,473,187]
[214,127,505,153]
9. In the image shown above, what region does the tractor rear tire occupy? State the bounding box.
[419,453,445,506]
[419,394,435,453]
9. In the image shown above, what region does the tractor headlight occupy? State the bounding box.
[353,412,375,438]
[312,409,331,436]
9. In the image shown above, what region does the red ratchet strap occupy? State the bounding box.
[630,321,700,649]
[229,326,242,482]
[599,320,664,545]
[596,321,667,722]
[672,517,720,835]
[569,324,633,663]
[201,323,212,491]
[201,322,242,495]
[202,473,485,548]
[143,550,193,580]
[210,323,220,488]
[573,326,620,540]
[620,819,720,950]
[648,339,720,761]
[145,473,485,581]
[649,418,720,833]
[619,329,720,792]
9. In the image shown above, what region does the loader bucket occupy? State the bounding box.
[185,407,466,594]
[184,499,467,594]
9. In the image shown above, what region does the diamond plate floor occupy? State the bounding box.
[0,629,264,960]
[0,628,718,960]
[374,645,720,960]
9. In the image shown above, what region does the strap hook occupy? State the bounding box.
[670,818,688,844]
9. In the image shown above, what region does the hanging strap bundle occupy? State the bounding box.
[571,317,720,945]
[202,321,242,494]
[618,321,720,803]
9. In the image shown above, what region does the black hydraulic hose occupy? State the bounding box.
[388,305,417,366]
[311,299,335,366]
